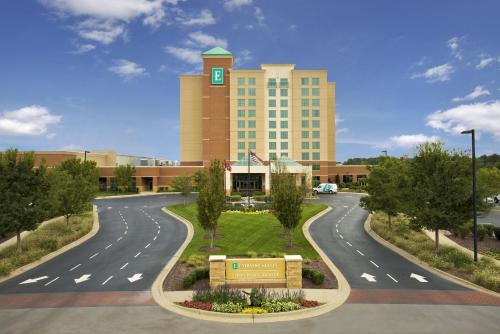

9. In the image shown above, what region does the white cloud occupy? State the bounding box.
[254,7,265,26]
[289,24,297,31]
[235,49,252,67]
[447,36,464,60]
[0,105,62,136]
[223,0,253,11]
[337,128,349,134]
[390,134,440,148]
[108,59,146,80]
[75,18,126,44]
[58,144,84,151]
[185,31,228,49]
[452,85,490,102]
[177,8,216,26]
[411,63,454,82]
[476,56,496,70]
[426,100,500,139]
[335,115,344,124]
[71,43,96,54]
[46,133,57,139]
[164,46,201,64]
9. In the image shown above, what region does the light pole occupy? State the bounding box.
[461,129,478,262]
[84,150,90,161]
[381,150,388,157]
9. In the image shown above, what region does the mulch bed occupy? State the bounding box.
[448,234,499,252]
[302,260,338,289]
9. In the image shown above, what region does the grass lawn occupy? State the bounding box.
[168,203,328,261]
[0,212,94,277]
[371,211,500,292]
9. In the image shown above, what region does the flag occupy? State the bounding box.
[224,160,232,172]
[249,151,264,164]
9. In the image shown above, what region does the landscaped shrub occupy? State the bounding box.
[250,288,267,307]
[494,227,500,241]
[185,255,206,267]
[182,267,209,288]
[178,300,212,311]
[192,286,247,304]
[298,300,319,308]
[262,300,301,313]
[482,224,495,237]
[453,224,470,239]
[241,307,268,314]
[477,225,487,241]
[253,195,270,202]
[228,194,241,202]
[472,258,500,292]
[302,267,325,285]
[212,302,244,313]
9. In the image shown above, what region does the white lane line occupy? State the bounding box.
[102,276,113,285]
[120,262,129,270]
[69,264,81,271]
[336,229,339,233]
[145,243,151,249]
[356,250,365,256]
[44,277,59,286]
[157,230,160,235]
[124,230,128,235]
[387,274,398,283]
[370,260,379,268]
[124,206,128,209]
[339,234,344,239]
[105,244,112,249]
[89,252,99,259]
[346,241,352,247]
[134,252,141,258]
[117,237,122,242]
[336,224,338,228]
[158,226,160,230]
[153,236,157,241]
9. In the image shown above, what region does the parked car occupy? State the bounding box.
[313,183,338,194]
[495,194,500,203]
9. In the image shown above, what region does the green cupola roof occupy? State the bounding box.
[202,47,232,56]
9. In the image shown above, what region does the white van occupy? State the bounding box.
[313,183,338,194]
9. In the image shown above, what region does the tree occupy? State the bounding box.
[360,157,408,230]
[193,169,207,191]
[56,158,99,225]
[114,164,136,192]
[477,167,500,210]
[197,160,225,249]
[271,161,304,248]
[0,149,51,252]
[404,142,471,253]
[171,175,192,205]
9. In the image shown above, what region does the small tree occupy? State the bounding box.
[404,142,471,253]
[360,157,408,230]
[271,161,304,248]
[477,167,500,211]
[172,175,192,205]
[114,164,136,192]
[197,160,225,249]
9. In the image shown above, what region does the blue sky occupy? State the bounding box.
[0,0,499,162]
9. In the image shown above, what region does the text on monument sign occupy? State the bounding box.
[225,258,286,281]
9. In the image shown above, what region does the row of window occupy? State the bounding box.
[237,98,320,107]
[237,142,256,150]
[302,152,321,160]
[301,109,320,117]
[237,120,257,128]
[237,77,256,86]
[237,109,320,118]
[301,99,320,107]
[238,88,319,97]
[269,131,288,139]
[237,130,321,139]
[237,88,256,96]
[268,120,288,129]
[268,78,288,87]
[237,99,256,107]
[235,152,321,161]
[237,131,256,139]
[302,142,320,149]
[302,120,321,128]
[301,88,320,97]
[268,142,289,150]
[301,78,321,86]
[269,89,288,97]
[237,110,256,118]
[268,99,289,108]
[236,77,321,88]
[302,131,321,138]
[236,152,290,160]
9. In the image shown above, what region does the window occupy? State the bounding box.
[237,99,245,107]
[301,109,309,117]
[238,152,245,160]
[280,120,288,128]
[238,120,245,128]
[238,142,245,150]
[248,77,256,86]
[301,88,309,97]
[312,131,320,138]
[280,110,288,118]
[312,99,320,106]
[268,89,276,97]
[302,131,309,138]
[312,163,320,171]
[248,88,256,96]
[302,152,310,160]
[248,110,256,118]
[237,131,245,139]
[237,110,245,117]
[301,78,309,85]
[269,142,276,150]
[280,89,288,96]
[269,152,277,160]
[269,99,276,107]
[237,77,245,86]
[343,174,353,184]
[301,99,309,107]
[312,77,320,85]
[280,99,288,107]
[268,78,276,87]
[269,131,276,139]
[248,99,256,107]
[312,109,320,117]
[237,88,245,96]
[248,142,256,149]
[248,120,256,128]
[281,142,288,150]
[312,142,320,149]
[312,88,320,96]
[280,131,288,139]
[281,152,288,158]
[302,120,309,128]
[302,142,309,149]
[312,152,320,160]
[268,110,276,118]
[269,121,276,129]
[248,131,256,139]
[279,78,288,87]
[312,176,320,187]
[312,120,320,128]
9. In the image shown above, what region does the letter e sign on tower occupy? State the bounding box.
[211,67,224,85]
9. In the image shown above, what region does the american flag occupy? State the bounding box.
[249,151,264,164]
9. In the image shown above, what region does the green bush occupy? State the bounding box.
[228,194,241,201]
[477,225,487,241]
[302,267,325,285]
[250,288,267,307]
[182,267,209,288]
[262,300,301,313]
[453,224,470,239]
[212,302,244,313]
[494,227,500,241]
[186,254,206,267]
[482,224,495,237]
[253,195,270,202]
[192,286,247,304]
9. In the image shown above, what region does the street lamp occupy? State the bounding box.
[84,150,91,161]
[461,129,478,262]
[381,150,388,157]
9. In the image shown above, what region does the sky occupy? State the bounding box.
[0,0,499,163]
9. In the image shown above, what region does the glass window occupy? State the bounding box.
[238,120,245,128]
[312,99,320,106]
[312,152,320,160]
[280,89,288,96]
[312,176,320,187]
[268,78,276,87]
[280,131,288,139]
[268,110,276,118]
[312,163,320,171]
[343,175,353,184]
[248,99,256,107]
[281,152,288,158]
[280,99,288,107]
[248,88,256,96]
[301,78,309,85]
[312,109,320,117]
[269,131,276,139]
[237,99,245,107]
[238,152,245,160]
[238,142,245,150]
[269,152,277,160]
[248,110,256,118]
[302,142,309,149]
[248,77,256,86]
[237,77,245,86]
[248,131,256,139]
[237,131,245,139]
[312,142,320,149]
[301,88,309,97]
[279,78,288,87]
[237,110,245,117]
[312,131,320,138]
[302,131,309,138]
[280,120,288,128]
[237,88,245,96]
[281,142,288,150]
[301,109,309,117]
[269,121,276,129]
[268,89,276,97]
[312,120,320,128]
[301,99,309,107]
[248,120,256,128]
[269,142,276,150]
[312,77,320,85]
[312,88,320,96]
[302,120,309,128]
[280,110,288,118]
[248,142,256,149]
[302,152,310,160]
[269,99,276,107]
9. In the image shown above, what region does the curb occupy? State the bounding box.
[151,206,349,323]
[338,191,368,195]
[0,205,100,284]
[95,192,183,200]
[364,214,500,298]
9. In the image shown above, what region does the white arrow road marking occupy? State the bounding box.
[69,264,81,271]
[145,243,151,249]
[117,237,122,242]
[356,250,365,256]
[120,262,129,270]
[89,252,99,259]
[410,273,428,282]
[124,231,128,235]
[339,234,344,239]
[44,277,59,286]
[102,276,113,285]
[336,229,339,233]
[134,252,141,258]
[105,244,112,249]
[20,276,49,285]
[128,273,143,283]
[153,236,157,241]
[370,261,379,268]
[386,274,398,283]
[74,274,91,284]
[361,273,376,282]
[346,241,352,247]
